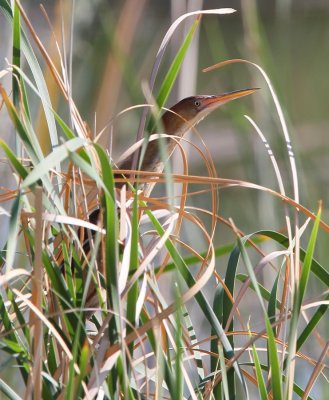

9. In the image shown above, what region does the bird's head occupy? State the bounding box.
[161,88,258,137]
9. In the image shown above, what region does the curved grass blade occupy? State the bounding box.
[255,230,329,286]
[135,8,236,168]
[156,16,200,110]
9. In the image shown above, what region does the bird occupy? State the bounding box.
[80,88,258,315]
[116,88,258,181]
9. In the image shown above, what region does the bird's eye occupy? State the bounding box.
[194,100,201,107]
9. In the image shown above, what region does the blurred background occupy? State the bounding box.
[1,1,329,397]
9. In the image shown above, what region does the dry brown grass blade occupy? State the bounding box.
[2,158,327,250]
[113,171,329,232]
[0,186,20,202]
[184,124,220,278]
[302,341,329,399]
[202,58,250,73]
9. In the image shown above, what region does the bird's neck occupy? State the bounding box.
[117,108,192,173]
[161,109,190,138]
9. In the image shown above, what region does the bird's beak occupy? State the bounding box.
[202,88,259,111]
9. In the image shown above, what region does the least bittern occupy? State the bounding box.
[81,88,258,315]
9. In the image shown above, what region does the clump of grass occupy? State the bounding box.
[0,2,328,399]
